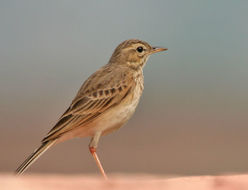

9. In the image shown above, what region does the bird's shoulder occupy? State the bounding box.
[74,65,135,101]
[59,64,137,117]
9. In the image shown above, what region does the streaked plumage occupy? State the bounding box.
[15,39,167,178]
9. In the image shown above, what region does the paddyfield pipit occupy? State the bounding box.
[15,39,167,179]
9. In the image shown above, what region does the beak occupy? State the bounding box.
[150,47,168,54]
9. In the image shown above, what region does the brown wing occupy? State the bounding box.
[42,65,133,142]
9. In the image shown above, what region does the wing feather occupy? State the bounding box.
[42,84,132,142]
[42,65,135,142]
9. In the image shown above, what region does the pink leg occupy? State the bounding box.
[89,147,108,180]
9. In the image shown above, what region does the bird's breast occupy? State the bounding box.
[90,74,144,136]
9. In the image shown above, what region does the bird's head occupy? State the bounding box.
[109,39,167,70]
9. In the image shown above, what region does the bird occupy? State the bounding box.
[15,39,167,179]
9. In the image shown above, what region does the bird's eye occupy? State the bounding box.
[136,46,144,53]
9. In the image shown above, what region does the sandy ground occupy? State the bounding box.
[1,174,248,190]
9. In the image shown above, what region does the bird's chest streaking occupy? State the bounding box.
[91,71,144,136]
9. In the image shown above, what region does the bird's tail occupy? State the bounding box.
[15,140,56,175]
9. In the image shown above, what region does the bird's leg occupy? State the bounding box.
[89,132,108,180]
[89,147,108,180]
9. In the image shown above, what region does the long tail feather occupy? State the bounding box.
[15,140,56,175]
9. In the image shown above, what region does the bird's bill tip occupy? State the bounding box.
[150,47,168,54]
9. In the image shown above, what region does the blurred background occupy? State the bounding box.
[0,0,248,176]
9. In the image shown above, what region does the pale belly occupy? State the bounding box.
[57,96,140,143]
[91,79,143,136]
[57,77,143,142]
[91,95,140,136]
